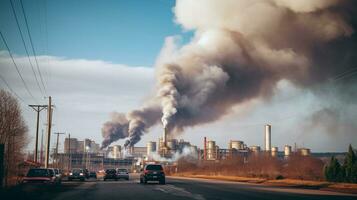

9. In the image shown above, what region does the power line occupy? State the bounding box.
[0,73,26,103]
[9,0,45,96]
[19,0,47,95]
[0,30,38,103]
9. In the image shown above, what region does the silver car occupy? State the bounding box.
[116,168,129,180]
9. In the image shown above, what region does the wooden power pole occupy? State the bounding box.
[28,105,47,163]
[45,96,53,168]
[53,132,65,167]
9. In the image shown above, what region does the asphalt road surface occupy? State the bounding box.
[2,174,356,200]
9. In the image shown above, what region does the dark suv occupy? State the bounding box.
[140,164,165,184]
[68,168,86,181]
[104,169,118,181]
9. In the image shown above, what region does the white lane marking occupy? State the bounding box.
[154,184,205,200]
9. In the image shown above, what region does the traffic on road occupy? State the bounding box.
[1,164,356,200]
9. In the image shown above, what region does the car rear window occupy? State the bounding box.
[72,169,82,173]
[146,165,163,170]
[27,169,49,177]
[118,169,127,172]
[106,169,116,173]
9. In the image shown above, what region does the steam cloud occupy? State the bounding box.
[102,0,357,149]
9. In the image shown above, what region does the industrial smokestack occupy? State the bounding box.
[265,124,271,151]
[203,137,207,160]
[163,126,167,147]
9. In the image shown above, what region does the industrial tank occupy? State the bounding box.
[113,145,121,159]
[284,145,292,157]
[207,141,216,160]
[230,140,244,150]
[249,145,261,152]
[271,147,278,157]
[298,148,311,156]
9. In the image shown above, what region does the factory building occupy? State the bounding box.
[146,141,156,158]
[64,137,100,154]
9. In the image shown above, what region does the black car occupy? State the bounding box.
[83,169,90,179]
[89,171,97,179]
[140,164,165,184]
[104,169,118,181]
[68,168,86,181]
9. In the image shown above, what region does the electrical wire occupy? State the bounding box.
[19,0,47,95]
[0,73,26,103]
[0,30,38,103]
[9,0,45,96]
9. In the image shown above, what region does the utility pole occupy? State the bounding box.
[68,133,71,171]
[40,129,44,166]
[54,132,65,167]
[28,105,47,163]
[45,96,53,168]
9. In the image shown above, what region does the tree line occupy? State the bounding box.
[0,89,28,187]
[324,144,357,183]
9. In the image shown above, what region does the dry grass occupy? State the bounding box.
[171,174,357,194]
[265,179,329,187]
[328,183,357,189]
[175,173,266,183]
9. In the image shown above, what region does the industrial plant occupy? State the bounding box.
[56,124,312,172]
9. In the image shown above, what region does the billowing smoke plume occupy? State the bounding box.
[102,0,357,148]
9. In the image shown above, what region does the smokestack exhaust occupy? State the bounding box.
[101,1,357,149]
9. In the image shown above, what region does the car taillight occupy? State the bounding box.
[144,170,149,174]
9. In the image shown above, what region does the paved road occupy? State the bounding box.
[3,174,356,200]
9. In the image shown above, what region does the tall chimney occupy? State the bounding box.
[265,124,271,151]
[203,137,207,160]
[163,127,167,147]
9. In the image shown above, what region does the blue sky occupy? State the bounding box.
[0,0,192,66]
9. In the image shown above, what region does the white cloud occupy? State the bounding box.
[0,52,155,151]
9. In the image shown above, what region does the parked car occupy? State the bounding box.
[140,164,165,184]
[116,168,129,180]
[104,169,118,181]
[22,168,58,185]
[47,168,61,185]
[83,168,90,179]
[53,168,62,184]
[68,168,86,181]
[89,171,97,179]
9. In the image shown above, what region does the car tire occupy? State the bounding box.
[104,178,106,181]
[68,178,72,181]
[140,178,143,184]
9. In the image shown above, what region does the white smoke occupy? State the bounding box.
[148,147,198,163]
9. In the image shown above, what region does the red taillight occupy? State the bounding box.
[144,170,149,174]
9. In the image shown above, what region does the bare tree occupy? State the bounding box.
[0,89,28,186]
